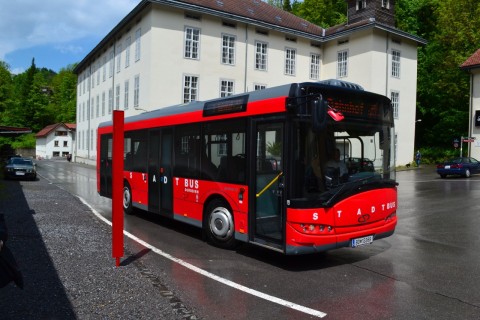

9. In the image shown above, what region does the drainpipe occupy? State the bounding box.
[244,24,248,92]
[468,73,473,157]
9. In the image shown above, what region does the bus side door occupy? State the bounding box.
[148,129,173,217]
[250,121,285,250]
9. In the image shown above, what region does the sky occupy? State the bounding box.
[0,0,141,74]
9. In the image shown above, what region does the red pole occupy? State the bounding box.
[112,110,124,267]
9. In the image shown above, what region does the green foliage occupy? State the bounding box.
[0,59,77,150]
[397,0,480,150]
[293,0,346,28]
[11,133,36,149]
[267,141,282,156]
[416,147,461,164]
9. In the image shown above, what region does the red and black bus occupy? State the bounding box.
[98,80,397,255]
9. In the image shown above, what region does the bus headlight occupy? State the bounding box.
[292,223,334,235]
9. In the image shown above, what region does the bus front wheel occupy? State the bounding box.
[123,183,133,215]
[205,199,237,249]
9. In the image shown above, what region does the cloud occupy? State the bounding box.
[0,0,139,60]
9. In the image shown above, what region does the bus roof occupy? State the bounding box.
[98,80,387,129]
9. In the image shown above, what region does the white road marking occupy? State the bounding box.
[77,197,327,318]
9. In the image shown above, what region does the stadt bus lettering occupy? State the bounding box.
[97,80,398,255]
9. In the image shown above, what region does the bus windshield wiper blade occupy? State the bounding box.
[323,176,395,207]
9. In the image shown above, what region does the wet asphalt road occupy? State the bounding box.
[3,159,480,319]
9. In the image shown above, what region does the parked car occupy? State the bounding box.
[436,157,480,178]
[346,157,375,174]
[3,157,37,180]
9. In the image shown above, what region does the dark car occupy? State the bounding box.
[3,157,37,180]
[436,157,480,178]
[346,157,375,174]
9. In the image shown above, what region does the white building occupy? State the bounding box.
[461,49,480,159]
[74,0,426,166]
[35,123,76,159]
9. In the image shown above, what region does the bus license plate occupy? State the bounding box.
[352,235,373,248]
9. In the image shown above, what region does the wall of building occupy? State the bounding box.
[75,2,420,167]
[322,28,418,165]
[470,69,480,159]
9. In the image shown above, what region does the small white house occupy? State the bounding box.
[35,123,76,159]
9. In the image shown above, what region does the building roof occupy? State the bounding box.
[35,123,76,138]
[324,18,427,44]
[74,0,426,74]
[461,48,480,70]
[0,126,32,136]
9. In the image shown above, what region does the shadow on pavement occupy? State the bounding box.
[0,178,76,319]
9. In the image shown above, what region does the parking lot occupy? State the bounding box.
[2,161,480,319]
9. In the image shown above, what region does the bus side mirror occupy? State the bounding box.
[312,98,327,133]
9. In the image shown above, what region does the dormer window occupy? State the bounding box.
[357,0,367,10]
[382,0,389,8]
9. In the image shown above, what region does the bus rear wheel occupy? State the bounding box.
[205,199,237,249]
[123,183,133,215]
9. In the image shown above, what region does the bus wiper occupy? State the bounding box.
[323,175,394,207]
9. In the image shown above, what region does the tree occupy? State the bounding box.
[293,0,346,28]
[0,61,13,115]
[397,0,480,149]
[50,64,78,123]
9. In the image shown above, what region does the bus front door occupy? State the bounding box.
[252,122,285,250]
[148,129,173,217]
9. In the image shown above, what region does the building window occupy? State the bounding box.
[183,75,198,103]
[90,130,93,151]
[96,62,100,85]
[285,48,296,76]
[220,80,234,97]
[109,50,114,78]
[102,56,107,82]
[382,0,389,9]
[310,53,320,80]
[254,84,266,90]
[357,0,366,10]
[222,34,235,65]
[55,131,67,136]
[116,43,122,73]
[91,98,94,119]
[125,36,131,68]
[337,50,348,78]
[96,95,100,117]
[124,80,129,110]
[54,140,59,147]
[391,91,399,119]
[108,88,113,114]
[135,28,141,62]
[184,27,200,59]
[115,85,121,110]
[63,141,68,147]
[392,50,400,78]
[102,92,106,116]
[134,75,140,108]
[255,41,268,70]
[216,134,227,156]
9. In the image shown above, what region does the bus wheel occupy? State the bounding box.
[205,199,237,249]
[123,183,133,215]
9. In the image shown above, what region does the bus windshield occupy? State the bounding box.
[290,90,395,206]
